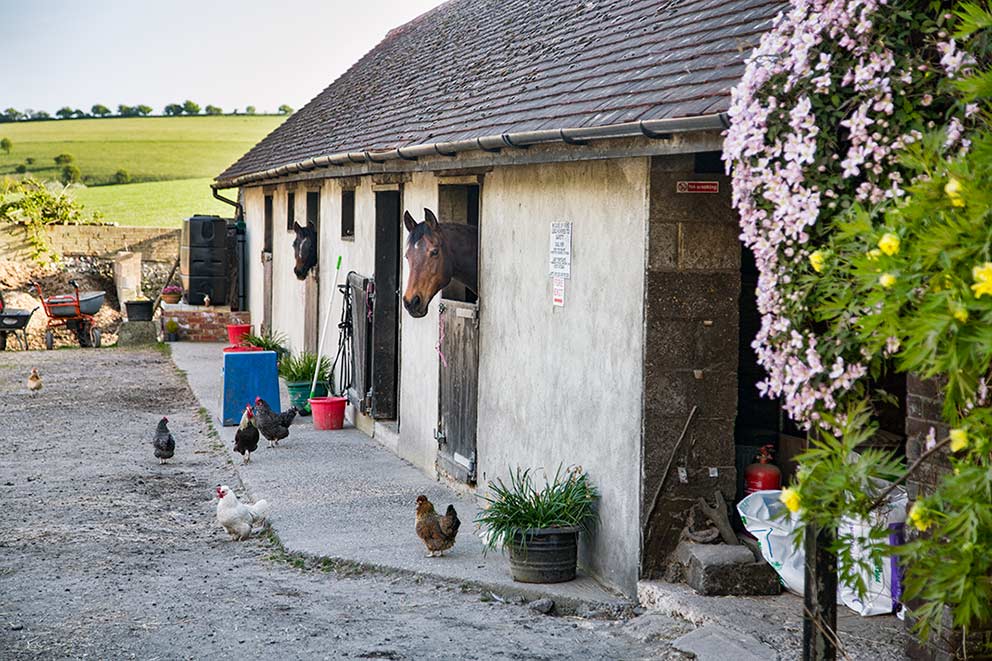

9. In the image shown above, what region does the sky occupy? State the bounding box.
[0,0,444,115]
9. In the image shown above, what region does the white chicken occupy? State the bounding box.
[215,485,269,540]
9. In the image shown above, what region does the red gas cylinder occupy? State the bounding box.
[744,444,782,495]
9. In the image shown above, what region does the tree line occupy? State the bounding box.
[0,102,294,122]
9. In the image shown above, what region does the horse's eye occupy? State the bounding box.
[429,248,439,257]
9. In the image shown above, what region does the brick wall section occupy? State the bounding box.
[904,374,991,660]
[1,225,180,263]
[641,154,740,578]
[163,309,250,343]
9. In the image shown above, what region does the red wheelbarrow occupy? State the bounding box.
[33,279,105,349]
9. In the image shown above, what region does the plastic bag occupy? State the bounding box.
[737,487,906,617]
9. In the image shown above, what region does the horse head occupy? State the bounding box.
[292,221,317,280]
[402,208,451,318]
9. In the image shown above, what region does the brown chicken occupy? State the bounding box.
[27,368,42,394]
[415,495,460,557]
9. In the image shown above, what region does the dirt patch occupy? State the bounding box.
[0,259,122,349]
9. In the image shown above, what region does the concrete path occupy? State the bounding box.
[172,342,631,614]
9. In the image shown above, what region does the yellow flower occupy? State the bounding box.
[908,501,931,532]
[809,250,826,273]
[945,177,965,207]
[879,273,896,288]
[878,233,900,256]
[950,428,969,452]
[971,262,992,298]
[779,487,801,513]
[954,307,969,323]
[866,249,882,262]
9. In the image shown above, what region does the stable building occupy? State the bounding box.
[214,0,788,595]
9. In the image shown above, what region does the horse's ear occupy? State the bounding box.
[293,221,304,234]
[424,208,439,230]
[403,211,417,233]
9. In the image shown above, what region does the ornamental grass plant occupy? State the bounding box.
[475,465,599,552]
[278,350,331,386]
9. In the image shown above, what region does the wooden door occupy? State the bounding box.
[371,190,401,420]
[303,191,320,352]
[261,254,273,334]
[436,300,480,484]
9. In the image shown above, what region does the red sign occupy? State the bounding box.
[676,181,720,194]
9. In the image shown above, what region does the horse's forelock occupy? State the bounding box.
[406,221,433,248]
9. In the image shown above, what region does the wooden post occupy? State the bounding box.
[803,524,838,660]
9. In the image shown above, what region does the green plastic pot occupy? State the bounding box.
[285,380,328,415]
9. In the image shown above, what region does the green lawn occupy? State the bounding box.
[0,115,284,186]
[71,177,237,227]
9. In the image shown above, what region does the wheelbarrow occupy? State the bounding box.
[0,291,38,351]
[33,279,105,349]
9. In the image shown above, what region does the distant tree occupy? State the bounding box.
[136,104,153,116]
[60,164,81,184]
[245,105,256,115]
[15,163,27,173]
[112,168,130,184]
[0,137,11,155]
[117,104,138,117]
[91,104,111,117]
[278,104,293,115]
[163,103,183,116]
[25,157,34,165]
[72,109,86,118]
[31,110,50,120]
[204,104,223,115]
[54,153,74,166]
[3,108,23,121]
[56,107,74,119]
[182,100,200,115]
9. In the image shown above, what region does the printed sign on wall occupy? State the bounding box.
[676,181,720,194]
[549,222,572,279]
[552,276,565,307]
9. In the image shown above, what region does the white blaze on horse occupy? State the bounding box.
[402,208,478,318]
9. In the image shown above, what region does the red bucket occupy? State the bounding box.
[309,396,347,430]
[226,323,252,345]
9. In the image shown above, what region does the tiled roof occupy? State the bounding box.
[218,0,784,183]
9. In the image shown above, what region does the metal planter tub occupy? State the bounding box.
[46,291,105,317]
[507,526,580,583]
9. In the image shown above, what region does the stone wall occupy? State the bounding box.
[162,308,250,343]
[641,153,740,578]
[1,224,180,263]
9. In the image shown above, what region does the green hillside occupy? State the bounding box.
[0,116,284,227]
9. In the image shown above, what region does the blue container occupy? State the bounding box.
[222,350,280,426]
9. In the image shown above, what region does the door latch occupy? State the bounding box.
[434,426,447,448]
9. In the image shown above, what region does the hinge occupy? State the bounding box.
[434,426,446,448]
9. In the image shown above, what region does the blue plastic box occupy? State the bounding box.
[222,350,280,426]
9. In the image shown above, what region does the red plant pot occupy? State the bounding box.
[226,324,252,345]
[309,397,347,430]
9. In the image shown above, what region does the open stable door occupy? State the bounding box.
[261,194,274,334]
[371,190,401,420]
[436,300,479,483]
[303,191,320,353]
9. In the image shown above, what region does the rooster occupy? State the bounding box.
[215,485,269,540]
[153,417,175,464]
[415,495,460,557]
[253,397,289,447]
[275,406,298,429]
[27,368,42,394]
[233,405,259,464]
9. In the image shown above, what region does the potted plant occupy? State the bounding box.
[278,351,332,415]
[243,330,290,364]
[164,319,180,342]
[476,465,599,584]
[124,295,153,321]
[161,285,183,305]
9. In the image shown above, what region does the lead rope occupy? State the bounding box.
[436,305,448,368]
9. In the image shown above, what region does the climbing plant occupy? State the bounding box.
[0,177,104,263]
[724,0,992,639]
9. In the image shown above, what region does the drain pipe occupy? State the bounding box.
[212,187,248,312]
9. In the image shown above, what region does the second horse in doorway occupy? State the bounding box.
[402,208,477,318]
[292,221,318,280]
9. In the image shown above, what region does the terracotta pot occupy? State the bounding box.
[161,293,182,304]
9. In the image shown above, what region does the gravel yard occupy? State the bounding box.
[0,348,681,660]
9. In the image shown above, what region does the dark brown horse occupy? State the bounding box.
[402,208,478,318]
[292,221,317,280]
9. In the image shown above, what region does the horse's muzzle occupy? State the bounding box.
[403,295,427,318]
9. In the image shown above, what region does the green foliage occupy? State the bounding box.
[135,105,153,116]
[182,100,200,115]
[163,103,183,116]
[59,164,80,185]
[55,107,73,120]
[164,319,180,334]
[90,104,110,117]
[278,104,293,115]
[245,105,256,115]
[204,105,223,116]
[244,330,290,363]
[475,465,599,552]
[0,137,11,154]
[0,178,104,262]
[112,169,130,185]
[53,153,73,166]
[15,164,26,174]
[278,351,331,384]
[3,108,23,121]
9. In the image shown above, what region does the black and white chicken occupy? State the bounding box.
[153,417,175,464]
[233,405,259,464]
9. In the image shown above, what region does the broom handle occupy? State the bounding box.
[310,256,343,396]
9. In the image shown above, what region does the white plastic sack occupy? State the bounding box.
[737,488,907,617]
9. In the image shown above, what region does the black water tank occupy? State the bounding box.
[180,215,229,305]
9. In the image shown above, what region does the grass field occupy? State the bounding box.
[0,116,284,227]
